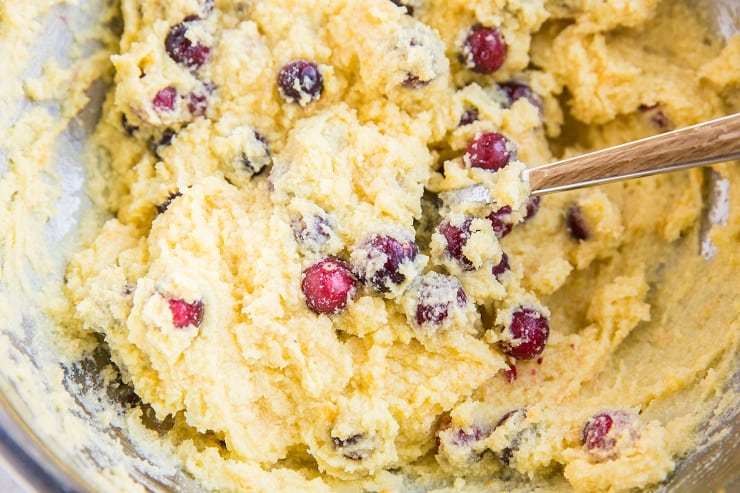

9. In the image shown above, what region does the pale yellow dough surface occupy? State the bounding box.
[52,0,740,492]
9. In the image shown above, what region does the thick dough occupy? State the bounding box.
[64,0,739,491]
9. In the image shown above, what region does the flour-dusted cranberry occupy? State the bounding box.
[153,86,177,112]
[187,82,215,117]
[332,433,376,461]
[486,205,514,239]
[156,191,182,214]
[302,258,357,315]
[390,0,414,15]
[168,297,205,328]
[121,114,139,136]
[582,410,635,461]
[501,307,549,360]
[492,252,510,280]
[242,131,271,174]
[149,128,177,160]
[500,81,543,113]
[523,196,541,222]
[461,25,507,74]
[351,234,419,294]
[292,214,332,252]
[458,108,479,126]
[639,103,672,131]
[566,204,589,241]
[165,17,211,69]
[437,421,491,464]
[278,60,323,105]
[464,132,516,171]
[438,218,474,270]
[410,273,468,328]
[494,408,528,465]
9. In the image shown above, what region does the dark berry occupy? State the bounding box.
[639,104,672,131]
[504,363,517,383]
[458,108,479,126]
[149,128,176,159]
[121,113,139,136]
[301,258,357,315]
[351,235,419,293]
[464,132,516,171]
[401,74,429,89]
[523,196,541,222]
[413,274,467,327]
[461,25,507,74]
[332,433,374,461]
[494,408,527,465]
[187,82,215,116]
[582,410,634,461]
[450,425,489,447]
[152,86,177,111]
[500,81,543,113]
[438,218,474,270]
[278,60,323,105]
[486,206,514,239]
[291,214,332,251]
[492,252,510,280]
[501,307,549,360]
[165,18,211,69]
[566,204,589,241]
[390,0,414,15]
[156,191,182,214]
[168,298,205,328]
[241,131,270,174]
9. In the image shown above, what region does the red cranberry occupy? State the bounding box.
[523,196,541,222]
[438,218,474,270]
[486,205,514,239]
[582,410,634,460]
[278,60,323,105]
[464,132,516,171]
[153,86,177,111]
[461,25,507,74]
[413,273,467,327]
[165,18,211,69]
[492,252,510,280]
[301,258,357,315]
[156,191,182,214]
[458,108,479,126]
[566,204,589,241]
[168,298,205,328]
[639,104,672,131]
[351,235,419,293]
[390,0,414,15]
[501,307,549,360]
[500,81,543,113]
[504,363,517,383]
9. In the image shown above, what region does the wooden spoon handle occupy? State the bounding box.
[525,113,740,195]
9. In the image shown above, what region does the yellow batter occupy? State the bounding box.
[50,0,740,491]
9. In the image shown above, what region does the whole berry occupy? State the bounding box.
[486,205,514,239]
[165,18,211,69]
[153,86,177,111]
[464,132,516,171]
[461,25,507,74]
[351,235,419,294]
[278,60,324,105]
[301,258,357,315]
[566,204,589,241]
[500,307,549,360]
[582,410,635,461]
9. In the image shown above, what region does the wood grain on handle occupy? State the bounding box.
[525,113,740,195]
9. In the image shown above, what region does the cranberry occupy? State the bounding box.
[401,74,429,89]
[438,218,474,270]
[292,214,332,251]
[492,252,510,280]
[121,114,139,136]
[450,425,489,447]
[149,128,176,160]
[168,298,205,328]
[582,410,634,460]
[500,307,549,360]
[566,204,589,241]
[523,196,541,222]
[241,131,270,174]
[464,132,516,171]
[332,433,374,461]
[165,18,211,69]
[155,191,182,214]
[301,258,357,315]
[278,60,323,105]
[461,25,507,74]
[153,86,177,112]
[486,205,514,239]
[412,273,468,327]
[351,235,419,293]
[500,81,543,113]
[494,408,527,465]
[390,0,414,15]
[639,103,672,131]
[458,108,479,126]
[187,82,215,116]
[504,363,517,383]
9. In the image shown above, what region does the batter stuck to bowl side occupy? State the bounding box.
[57,0,739,491]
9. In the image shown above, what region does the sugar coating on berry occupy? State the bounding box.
[153,86,177,111]
[464,132,517,171]
[487,205,514,239]
[403,272,467,331]
[350,234,420,295]
[582,410,637,462]
[168,297,205,328]
[461,25,507,74]
[501,307,549,360]
[278,60,324,106]
[302,258,357,315]
[566,204,589,241]
[165,18,211,69]
[438,218,474,270]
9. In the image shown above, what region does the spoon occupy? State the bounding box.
[524,112,740,195]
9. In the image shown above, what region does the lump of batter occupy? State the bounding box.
[64,0,739,491]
